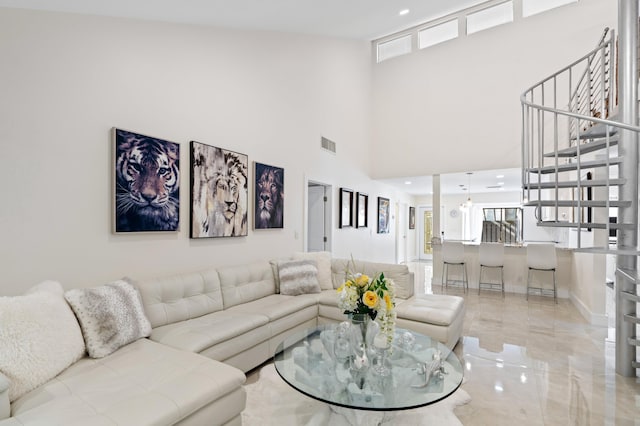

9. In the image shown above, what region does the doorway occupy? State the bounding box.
[417,206,433,260]
[306,181,332,252]
[396,202,408,264]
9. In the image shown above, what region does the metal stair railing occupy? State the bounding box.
[521,23,639,378]
[521,28,640,251]
[568,27,614,142]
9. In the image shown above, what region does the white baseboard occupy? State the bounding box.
[570,293,608,327]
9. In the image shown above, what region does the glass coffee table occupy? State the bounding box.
[273,324,463,423]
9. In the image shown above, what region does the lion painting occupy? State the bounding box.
[190,141,248,238]
[254,163,284,229]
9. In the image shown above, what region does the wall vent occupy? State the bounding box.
[321,136,336,154]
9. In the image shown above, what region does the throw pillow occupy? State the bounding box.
[64,279,152,359]
[277,259,321,296]
[292,251,333,290]
[269,257,292,294]
[0,281,86,402]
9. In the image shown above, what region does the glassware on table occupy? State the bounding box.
[371,332,391,376]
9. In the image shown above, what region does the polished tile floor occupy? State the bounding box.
[408,260,640,426]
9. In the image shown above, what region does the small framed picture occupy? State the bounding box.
[378,197,390,234]
[339,188,354,228]
[356,192,368,228]
[409,206,415,230]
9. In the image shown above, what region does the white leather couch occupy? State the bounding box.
[135,254,465,374]
[0,254,465,426]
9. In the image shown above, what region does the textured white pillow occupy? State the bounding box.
[293,251,333,290]
[0,281,86,402]
[277,259,321,296]
[64,279,152,359]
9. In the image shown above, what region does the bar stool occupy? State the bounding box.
[441,241,468,293]
[478,242,505,297]
[526,243,557,303]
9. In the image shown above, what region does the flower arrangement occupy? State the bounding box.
[336,266,397,345]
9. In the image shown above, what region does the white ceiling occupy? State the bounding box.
[379,168,523,196]
[0,0,489,40]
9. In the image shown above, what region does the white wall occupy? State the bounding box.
[371,0,617,178]
[0,8,410,295]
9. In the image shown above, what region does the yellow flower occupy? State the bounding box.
[384,292,393,310]
[336,285,344,293]
[355,275,369,287]
[363,291,378,308]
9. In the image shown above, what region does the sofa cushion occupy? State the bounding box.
[218,261,276,309]
[150,311,270,354]
[225,294,319,339]
[394,295,465,326]
[0,281,85,402]
[65,279,151,359]
[225,294,318,322]
[8,339,246,426]
[277,259,321,296]
[135,267,224,328]
[293,251,333,290]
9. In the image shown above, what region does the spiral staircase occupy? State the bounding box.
[520,3,639,377]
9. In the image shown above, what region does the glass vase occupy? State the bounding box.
[348,313,369,347]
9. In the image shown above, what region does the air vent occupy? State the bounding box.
[321,136,336,154]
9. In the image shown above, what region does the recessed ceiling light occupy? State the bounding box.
[496,174,504,178]
[399,9,410,16]
[404,181,412,185]
[498,182,505,185]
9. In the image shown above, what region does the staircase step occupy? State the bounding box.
[523,178,625,189]
[527,157,622,174]
[575,246,640,255]
[524,200,632,208]
[537,221,635,230]
[624,313,640,325]
[628,337,640,346]
[616,267,640,283]
[572,122,619,140]
[544,135,619,157]
[622,291,640,302]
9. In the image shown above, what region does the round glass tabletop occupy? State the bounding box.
[273,324,463,412]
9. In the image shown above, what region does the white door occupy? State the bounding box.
[307,183,329,252]
[396,203,408,264]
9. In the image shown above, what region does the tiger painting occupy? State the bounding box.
[190,141,248,238]
[114,129,180,232]
[254,163,284,229]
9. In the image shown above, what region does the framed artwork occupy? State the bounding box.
[377,197,390,234]
[409,206,415,230]
[339,188,354,228]
[254,162,284,229]
[190,141,248,238]
[356,192,368,228]
[113,128,180,233]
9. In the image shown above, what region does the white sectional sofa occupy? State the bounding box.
[0,253,465,425]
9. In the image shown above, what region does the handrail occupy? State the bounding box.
[520,39,613,100]
[519,27,640,251]
[520,101,640,133]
